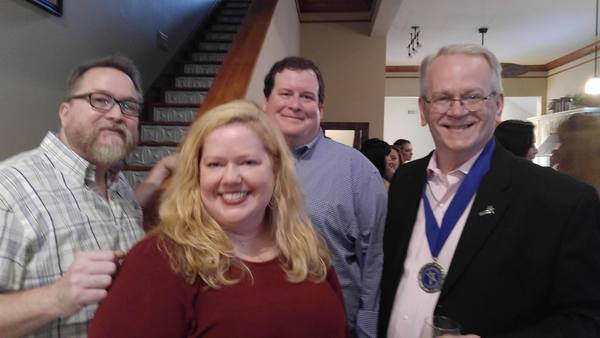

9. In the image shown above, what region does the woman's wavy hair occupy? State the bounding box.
[155,99,331,288]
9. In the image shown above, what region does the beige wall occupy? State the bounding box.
[245,0,300,105]
[547,53,595,106]
[385,74,419,96]
[301,22,386,139]
[0,0,217,159]
[503,76,548,113]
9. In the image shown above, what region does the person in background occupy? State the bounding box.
[360,139,401,190]
[379,44,600,337]
[89,100,348,338]
[555,113,600,194]
[361,138,390,183]
[0,55,173,337]
[262,56,386,338]
[494,119,538,160]
[387,145,403,182]
[393,138,413,161]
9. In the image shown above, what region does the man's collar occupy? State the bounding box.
[427,146,485,179]
[292,129,322,159]
[41,132,123,188]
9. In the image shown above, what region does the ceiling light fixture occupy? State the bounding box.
[478,27,488,46]
[407,26,421,57]
[585,0,600,95]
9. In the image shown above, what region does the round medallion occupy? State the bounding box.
[418,262,445,293]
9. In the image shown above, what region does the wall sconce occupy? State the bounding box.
[407,26,421,57]
[585,0,600,95]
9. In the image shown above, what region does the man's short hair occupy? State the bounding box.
[65,54,143,100]
[494,120,535,158]
[419,44,503,97]
[263,56,325,105]
[393,139,411,148]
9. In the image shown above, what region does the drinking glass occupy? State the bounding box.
[419,315,461,338]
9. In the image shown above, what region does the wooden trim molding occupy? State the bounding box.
[545,41,599,70]
[385,65,419,73]
[385,41,600,75]
[385,64,547,74]
[528,64,549,72]
[196,0,278,117]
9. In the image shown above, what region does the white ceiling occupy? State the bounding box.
[385,0,597,66]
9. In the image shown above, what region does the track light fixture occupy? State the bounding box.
[407,26,421,57]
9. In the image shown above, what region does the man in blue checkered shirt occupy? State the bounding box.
[262,57,387,338]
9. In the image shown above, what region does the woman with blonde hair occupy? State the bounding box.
[555,113,600,195]
[89,100,348,337]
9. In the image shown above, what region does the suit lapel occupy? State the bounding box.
[439,146,515,297]
[385,156,430,289]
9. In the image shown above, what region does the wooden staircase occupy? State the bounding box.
[123,0,253,187]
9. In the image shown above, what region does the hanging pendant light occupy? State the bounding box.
[585,0,600,95]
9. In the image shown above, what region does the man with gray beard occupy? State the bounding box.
[0,55,173,338]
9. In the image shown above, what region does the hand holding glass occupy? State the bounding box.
[420,315,461,338]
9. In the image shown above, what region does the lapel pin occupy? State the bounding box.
[478,205,495,216]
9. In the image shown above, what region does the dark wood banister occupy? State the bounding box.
[196,0,279,117]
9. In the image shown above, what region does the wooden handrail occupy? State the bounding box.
[196,0,278,116]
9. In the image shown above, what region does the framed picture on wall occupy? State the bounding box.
[27,0,62,16]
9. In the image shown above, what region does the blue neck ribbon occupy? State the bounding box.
[422,138,496,259]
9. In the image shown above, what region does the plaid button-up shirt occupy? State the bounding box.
[0,132,144,337]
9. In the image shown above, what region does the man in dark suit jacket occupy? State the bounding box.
[378,44,600,338]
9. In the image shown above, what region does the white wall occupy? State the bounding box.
[245,0,300,105]
[384,96,541,160]
[502,96,541,120]
[0,0,217,159]
[547,53,595,105]
[384,97,435,159]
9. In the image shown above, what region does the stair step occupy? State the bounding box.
[216,16,244,24]
[191,52,227,63]
[152,106,197,122]
[130,0,252,185]
[141,125,189,143]
[204,32,236,41]
[164,90,207,105]
[220,9,248,16]
[139,140,180,147]
[142,120,192,126]
[209,24,240,32]
[174,76,213,89]
[126,146,178,167]
[183,63,220,75]
[198,42,231,52]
